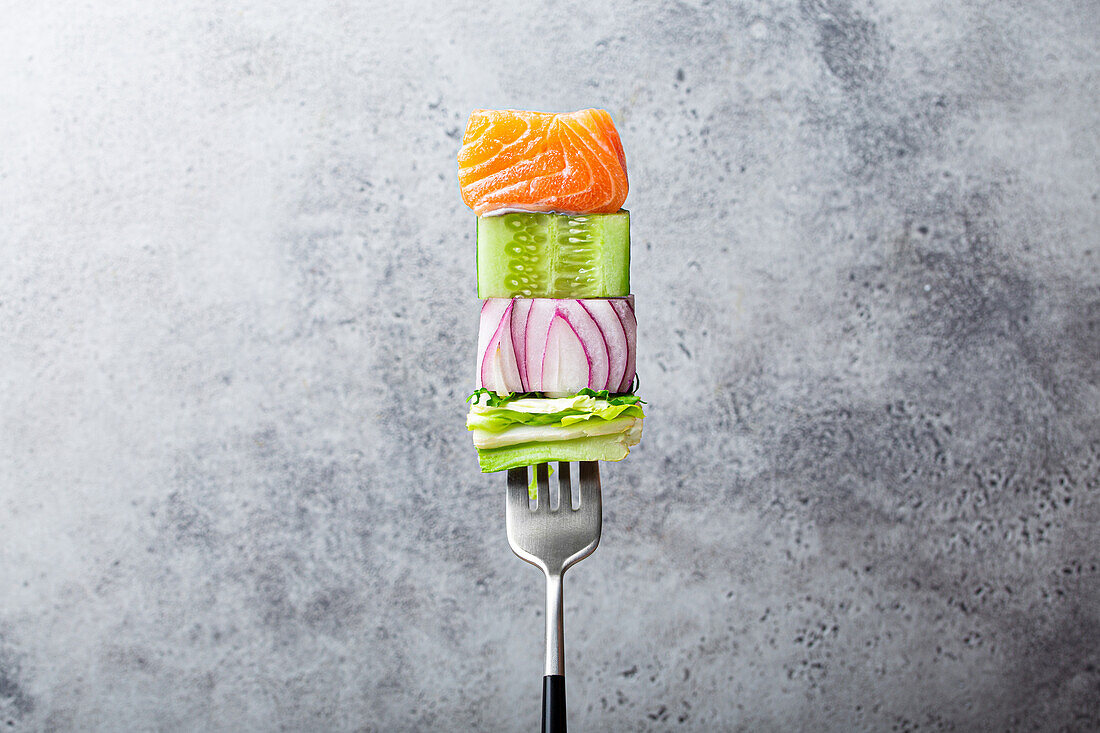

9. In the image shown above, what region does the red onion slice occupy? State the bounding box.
[477,298,521,393]
[477,297,636,395]
[475,298,510,387]
[578,299,627,391]
[510,298,532,391]
[523,299,555,390]
[610,296,637,392]
[540,313,591,397]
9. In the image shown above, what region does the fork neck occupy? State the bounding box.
[545,570,565,677]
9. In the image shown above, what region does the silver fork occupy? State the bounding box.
[506,461,602,733]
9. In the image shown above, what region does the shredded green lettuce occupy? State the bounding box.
[527,464,553,501]
[467,386,645,408]
[466,388,539,407]
[574,387,646,406]
[467,403,643,432]
[466,387,645,473]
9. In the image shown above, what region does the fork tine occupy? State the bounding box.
[503,460,604,708]
[536,463,551,510]
[578,461,601,510]
[557,462,572,511]
[507,467,529,516]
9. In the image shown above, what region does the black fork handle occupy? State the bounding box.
[543,675,566,732]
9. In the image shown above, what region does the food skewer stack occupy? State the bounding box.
[457,108,644,472]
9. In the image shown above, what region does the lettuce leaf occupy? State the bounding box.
[467,403,643,432]
[477,433,640,472]
[471,415,641,448]
[466,388,645,472]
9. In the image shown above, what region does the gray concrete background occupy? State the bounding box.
[2,1,1098,730]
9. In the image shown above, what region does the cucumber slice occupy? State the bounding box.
[476,211,630,298]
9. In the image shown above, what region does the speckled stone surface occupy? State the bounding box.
[2,1,1098,730]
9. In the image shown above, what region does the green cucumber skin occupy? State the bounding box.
[476,211,630,299]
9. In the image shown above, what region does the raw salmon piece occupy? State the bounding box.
[457,108,628,216]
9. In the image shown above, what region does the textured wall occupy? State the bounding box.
[2,1,1098,730]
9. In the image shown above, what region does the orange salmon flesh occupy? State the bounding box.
[457,108,628,216]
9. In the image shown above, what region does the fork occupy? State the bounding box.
[506,461,602,733]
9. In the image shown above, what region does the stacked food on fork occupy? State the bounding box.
[458,108,643,730]
[458,108,644,472]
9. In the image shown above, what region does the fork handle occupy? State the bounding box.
[542,675,566,733]
[544,571,566,731]
[545,572,565,675]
